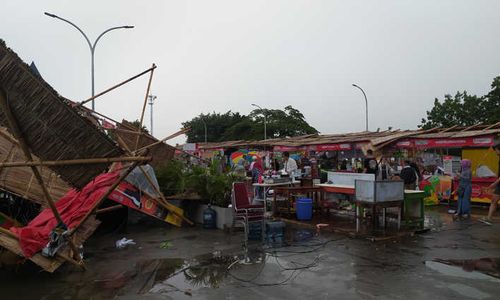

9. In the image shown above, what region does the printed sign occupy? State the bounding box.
[109,182,169,222]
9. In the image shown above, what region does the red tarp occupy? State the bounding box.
[11,171,120,258]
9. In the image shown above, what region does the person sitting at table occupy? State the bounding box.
[282,151,298,175]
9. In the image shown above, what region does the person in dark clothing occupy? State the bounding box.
[363,149,379,175]
[409,162,422,182]
[399,160,417,190]
[340,159,348,170]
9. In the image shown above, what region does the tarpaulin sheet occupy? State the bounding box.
[11,171,120,258]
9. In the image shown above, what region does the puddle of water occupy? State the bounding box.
[139,251,265,296]
[425,258,500,283]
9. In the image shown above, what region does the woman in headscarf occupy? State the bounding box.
[455,159,472,220]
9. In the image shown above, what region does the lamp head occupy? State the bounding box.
[44,12,57,18]
[123,25,134,29]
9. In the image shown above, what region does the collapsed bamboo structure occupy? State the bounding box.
[0,39,124,189]
[0,38,190,272]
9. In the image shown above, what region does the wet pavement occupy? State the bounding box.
[1,206,500,299]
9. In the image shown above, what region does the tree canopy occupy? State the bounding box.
[182,105,318,143]
[420,76,500,129]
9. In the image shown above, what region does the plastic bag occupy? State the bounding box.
[476,165,495,178]
[115,237,136,249]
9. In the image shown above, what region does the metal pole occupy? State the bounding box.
[148,95,156,135]
[44,12,133,111]
[352,84,369,132]
[251,103,267,140]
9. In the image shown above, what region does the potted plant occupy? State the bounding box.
[156,158,240,229]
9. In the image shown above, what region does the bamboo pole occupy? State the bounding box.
[134,63,156,151]
[0,156,151,168]
[96,204,123,214]
[0,87,82,262]
[77,64,157,107]
[105,128,148,135]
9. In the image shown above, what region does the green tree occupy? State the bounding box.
[182,111,247,143]
[182,106,318,142]
[420,76,500,129]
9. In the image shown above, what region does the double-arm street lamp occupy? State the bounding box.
[251,103,267,140]
[44,12,134,111]
[352,83,369,132]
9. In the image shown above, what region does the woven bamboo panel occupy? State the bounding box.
[0,128,71,206]
[0,39,123,188]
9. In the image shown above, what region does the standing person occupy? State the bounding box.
[363,149,379,175]
[409,161,422,189]
[250,156,263,183]
[399,160,417,190]
[455,159,472,220]
[282,151,298,175]
[355,158,363,173]
[378,158,393,180]
[483,142,500,224]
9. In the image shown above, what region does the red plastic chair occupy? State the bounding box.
[231,182,264,244]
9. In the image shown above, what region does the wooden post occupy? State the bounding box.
[0,88,83,262]
[134,63,156,151]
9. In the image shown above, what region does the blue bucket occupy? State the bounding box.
[296,198,313,220]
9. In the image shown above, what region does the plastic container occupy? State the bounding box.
[203,204,217,229]
[296,198,313,220]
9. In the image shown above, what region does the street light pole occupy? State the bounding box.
[44,12,134,111]
[251,103,267,140]
[352,84,369,132]
[148,95,156,135]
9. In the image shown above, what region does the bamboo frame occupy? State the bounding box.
[77,64,157,107]
[0,87,82,262]
[134,63,156,151]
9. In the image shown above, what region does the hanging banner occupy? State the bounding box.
[315,143,352,151]
[394,136,494,149]
[273,145,302,152]
[182,143,197,152]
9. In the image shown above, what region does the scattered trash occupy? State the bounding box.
[479,218,492,226]
[316,223,329,235]
[115,237,136,249]
[160,241,172,249]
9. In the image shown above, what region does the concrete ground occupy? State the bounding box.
[1,206,500,300]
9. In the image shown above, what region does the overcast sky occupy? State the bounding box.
[2,0,499,145]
